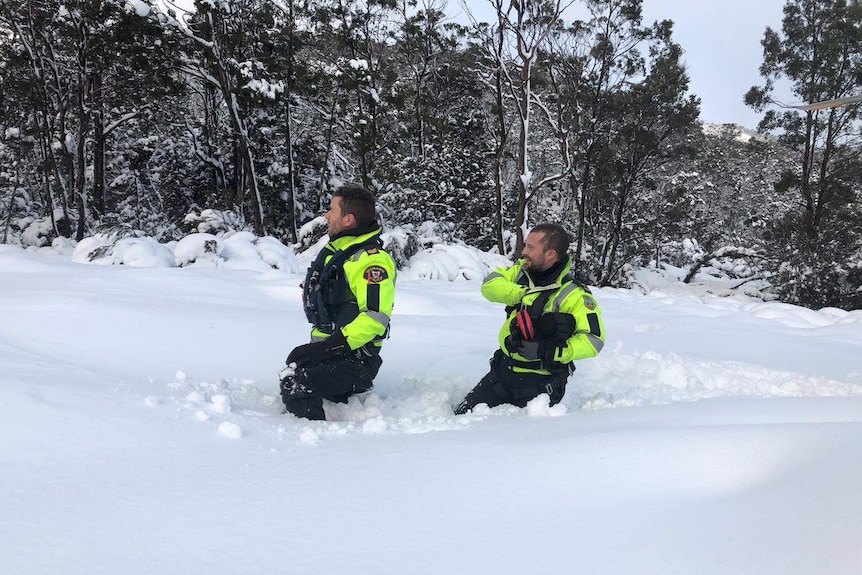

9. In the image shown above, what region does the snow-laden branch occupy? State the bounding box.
[184,121,225,174]
[103,108,149,137]
[684,247,765,284]
[177,62,221,89]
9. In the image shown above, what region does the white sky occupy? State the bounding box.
[640,0,787,128]
[455,0,790,129]
[3,236,862,573]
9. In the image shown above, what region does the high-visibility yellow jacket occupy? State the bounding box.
[305,227,396,352]
[481,256,604,374]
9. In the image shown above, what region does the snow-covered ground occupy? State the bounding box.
[3,238,862,575]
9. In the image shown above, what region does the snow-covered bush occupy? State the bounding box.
[297,216,327,251]
[70,229,300,272]
[256,236,300,271]
[382,226,422,269]
[174,233,225,267]
[72,234,175,267]
[400,243,511,281]
[656,238,706,269]
[220,231,300,272]
[14,212,65,248]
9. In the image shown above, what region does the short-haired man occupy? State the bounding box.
[280,184,396,420]
[455,223,604,414]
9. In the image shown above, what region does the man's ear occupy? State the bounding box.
[344,213,357,228]
[546,248,559,264]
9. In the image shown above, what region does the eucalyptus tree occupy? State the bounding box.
[488,0,571,256]
[0,0,76,236]
[305,0,401,190]
[371,1,493,245]
[262,0,310,243]
[0,0,181,240]
[550,0,647,278]
[464,0,515,253]
[177,0,282,235]
[395,0,448,159]
[529,0,698,284]
[589,20,699,285]
[745,0,862,308]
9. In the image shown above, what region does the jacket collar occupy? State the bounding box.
[327,223,382,252]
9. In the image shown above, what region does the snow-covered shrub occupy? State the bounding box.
[400,243,511,281]
[174,233,225,267]
[72,235,117,264]
[656,238,706,269]
[69,229,299,271]
[113,238,176,267]
[72,232,175,267]
[255,236,299,272]
[297,216,327,251]
[220,231,299,272]
[41,237,77,256]
[17,214,58,248]
[382,226,422,269]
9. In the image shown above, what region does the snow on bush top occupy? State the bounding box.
[399,243,511,281]
[69,231,300,272]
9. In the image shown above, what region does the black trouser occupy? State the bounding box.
[454,350,568,415]
[281,351,382,420]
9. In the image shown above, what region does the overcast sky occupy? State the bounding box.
[640,0,787,129]
[454,0,790,130]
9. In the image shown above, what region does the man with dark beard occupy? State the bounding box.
[455,224,604,414]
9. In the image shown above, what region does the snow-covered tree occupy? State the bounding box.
[746,0,862,308]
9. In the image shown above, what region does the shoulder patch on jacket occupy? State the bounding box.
[366,248,379,255]
[583,295,597,310]
[364,265,388,284]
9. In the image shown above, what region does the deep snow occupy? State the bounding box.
[3,238,862,575]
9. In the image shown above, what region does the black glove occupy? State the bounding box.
[503,334,522,355]
[286,342,326,368]
[286,331,350,368]
[535,313,576,344]
[537,339,559,365]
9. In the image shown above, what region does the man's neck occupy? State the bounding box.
[527,257,565,286]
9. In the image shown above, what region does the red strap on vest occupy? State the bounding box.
[515,310,535,341]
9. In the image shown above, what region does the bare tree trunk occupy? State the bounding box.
[513,53,531,255]
[318,97,339,212]
[75,126,88,241]
[492,13,508,255]
[2,158,16,243]
[284,0,298,243]
[284,99,298,243]
[498,0,566,256]
[34,114,64,237]
[601,187,630,286]
[74,39,90,241]
[91,73,106,218]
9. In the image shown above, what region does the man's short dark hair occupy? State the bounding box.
[333,184,377,225]
[530,223,570,256]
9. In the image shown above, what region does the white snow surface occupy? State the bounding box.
[3,240,862,574]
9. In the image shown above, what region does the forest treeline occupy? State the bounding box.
[1,0,860,309]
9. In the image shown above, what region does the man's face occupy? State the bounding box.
[522,231,556,272]
[325,196,353,236]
